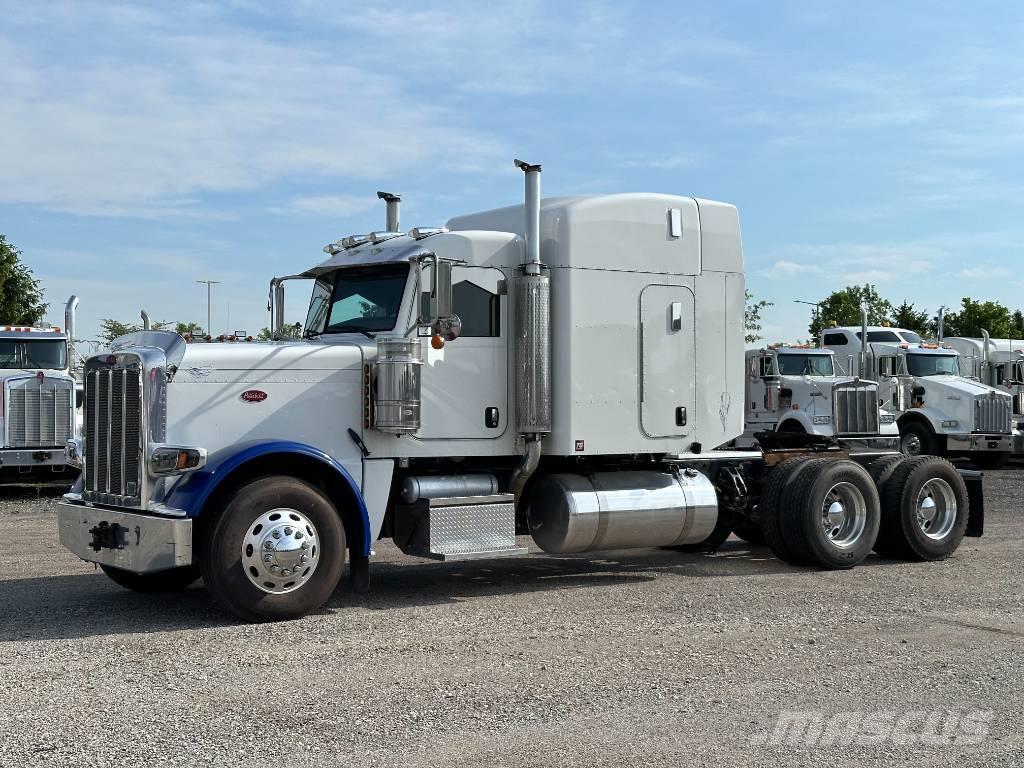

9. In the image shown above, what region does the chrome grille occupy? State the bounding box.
[974,395,1011,434]
[6,379,74,447]
[833,381,880,435]
[85,367,143,500]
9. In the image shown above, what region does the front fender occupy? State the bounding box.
[164,440,370,553]
[778,412,832,435]
[899,406,947,433]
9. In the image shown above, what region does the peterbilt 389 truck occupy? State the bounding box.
[57,163,984,621]
[821,324,1013,467]
[738,346,898,450]
[0,296,81,482]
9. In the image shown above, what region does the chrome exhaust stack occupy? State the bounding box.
[140,309,152,331]
[377,191,401,233]
[510,159,552,500]
[937,306,946,344]
[859,303,868,378]
[64,295,79,341]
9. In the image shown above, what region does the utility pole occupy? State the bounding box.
[197,280,220,336]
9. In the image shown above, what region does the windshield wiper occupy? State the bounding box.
[328,325,375,339]
[302,330,321,340]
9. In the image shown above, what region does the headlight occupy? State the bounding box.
[149,445,207,476]
[941,420,959,428]
[812,415,832,425]
[880,414,896,424]
[65,438,84,468]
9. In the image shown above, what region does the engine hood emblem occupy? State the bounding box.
[240,389,268,403]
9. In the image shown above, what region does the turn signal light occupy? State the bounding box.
[149,446,207,476]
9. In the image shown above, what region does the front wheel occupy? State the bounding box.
[200,476,346,622]
[900,422,939,457]
[100,564,200,592]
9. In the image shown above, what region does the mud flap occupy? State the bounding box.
[959,469,984,537]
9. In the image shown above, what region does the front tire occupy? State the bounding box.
[900,421,939,457]
[100,564,200,593]
[200,476,346,622]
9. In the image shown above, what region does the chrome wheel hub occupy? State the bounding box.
[242,508,320,594]
[820,482,867,549]
[916,478,957,540]
[902,433,922,456]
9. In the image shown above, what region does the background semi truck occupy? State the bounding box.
[944,335,1024,455]
[0,296,81,482]
[738,345,898,450]
[57,163,983,621]
[820,324,1012,468]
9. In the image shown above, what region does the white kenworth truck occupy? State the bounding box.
[944,335,1024,455]
[821,323,1013,468]
[739,345,898,450]
[58,162,985,622]
[0,296,81,482]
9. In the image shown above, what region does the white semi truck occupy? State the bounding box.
[0,297,81,482]
[57,163,985,621]
[821,323,1012,468]
[944,334,1024,454]
[739,346,898,450]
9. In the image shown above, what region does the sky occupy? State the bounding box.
[1,1,1023,344]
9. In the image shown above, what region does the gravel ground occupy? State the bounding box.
[0,471,1022,768]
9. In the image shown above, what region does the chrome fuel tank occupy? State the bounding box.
[526,469,718,554]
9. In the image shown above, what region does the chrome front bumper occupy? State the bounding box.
[0,447,68,468]
[58,501,193,574]
[945,433,1012,453]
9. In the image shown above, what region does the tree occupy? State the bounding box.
[1012,310,1024,336]
[175,321,204,337]
[744,290,773,344]
[256,324,302,341]
[943,298,1016,338]
[99,318,170,343]
[889,300,933,337]
[811,284,892,338]
[0,234,47,325]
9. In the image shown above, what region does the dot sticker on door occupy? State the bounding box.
[575,439,585,452]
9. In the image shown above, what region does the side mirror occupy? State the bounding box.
[424,258,461,346]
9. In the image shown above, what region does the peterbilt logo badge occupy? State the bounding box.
[240,390,268,403]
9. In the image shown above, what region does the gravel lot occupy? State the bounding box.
[0,470,1022,767]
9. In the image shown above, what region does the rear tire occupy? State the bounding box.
[732,518,765,545]
[100,564,200,593]
[867,454,904,491]
[200,476,346,622]
[900,421,939,457]
[874,456,969,561]
[778,459,880,569]
[758,457,813,564]
[971,452,1010,470]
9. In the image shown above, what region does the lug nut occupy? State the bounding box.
[300,554,309,563]
[284,527,293,536]
[272,530,281,539]
[263,541,274,550]
[281,568,291,576]
[263,554,273,563]
[270,565,280,573]
[301,540,310,549]
[295,531,303,539]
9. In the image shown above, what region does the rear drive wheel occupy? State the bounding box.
[100,564,200,592]
[971,452,1010,470]
[732,518,765,545]
[874,456,969,561]
[778,459,880,569]
[867,454,904,491]
[200,476,346,622]
[758,457,813,564]
[900,421,939,457]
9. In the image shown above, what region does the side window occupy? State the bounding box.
[823,332,847,346]
[878,356,895,377]
[758,356,775,377]
[452,280,500,337]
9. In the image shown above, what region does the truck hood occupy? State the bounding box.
[917,375,1010,401]
[176,341,365,376]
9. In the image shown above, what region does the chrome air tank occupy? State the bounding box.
[526,470,718,554]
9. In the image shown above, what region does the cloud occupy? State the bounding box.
[618,153,703,170]
[958,264,1011,279]
[270,195,381,219]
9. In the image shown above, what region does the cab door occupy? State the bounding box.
[417,265,508,440]
[640,284,696,438]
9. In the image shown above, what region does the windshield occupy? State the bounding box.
[776,354,834,376]
[305,264,409,336]
[900,331,923,344]
[907,353,960,377]
[0,339,67,369]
